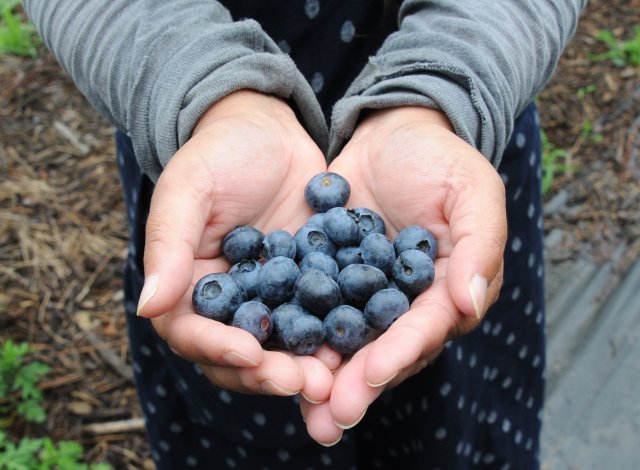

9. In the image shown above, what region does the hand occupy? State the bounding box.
[300,107,507,444]
[135,90,338,404]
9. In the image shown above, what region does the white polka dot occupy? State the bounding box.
[536,310,544,324]
[200,437,211,449]
[469,353,477,368]
[154,384,166,397]
[420,396,428,411]
[532,354,542,368]
[457,395,465,410]
[242,429,254,441]
[456,441,464,455]
[515,388,524,402]
[236,446,247,458]
[492,322,503,336]
[473,451,482,464]
[159,440,170,452]
[151,449,161,462]
[527,202,535,219]
[177,378,189,392]
[139,345,152,357]
[456,345,464,361]
[435,427,447,440]
[529,150,536,167]
[516,132,526,149]
[528,253,536,269]
[203,408,213,422]
[439,382,452,396]
[379,416,391,427]
[487,410,497,424]
[526,437,533,450]
[519,345,528,359]
[340,20,356,43]
[170,422,182,433]
[131,361,142,375]
[225,457,236,468]
[502,418,511,433]
[193,364,204,375]
[538,214,544,230]
[186,455,198,467]
[405,402,413,416]
[320,453,332,466]
[482,320,492,334]
[388,448,399,458]
[284,422,296,436]
[502,376,512,389]
[311,72,324,93]
[253,412,266,426]
[277,39,291,54]
[146,401,156,414]
[537,264,544,278]
[483,453,496,464]
[277,449,290,462]
[511,286,521,301]
[500,173,509,186]
[489,367,499,381]
[304,0,320,19]
[514,430,523,445]
[537,164,543,181]
[526,396,535,409]
[117,151,125,166]
[464,442,472,457]
[477,410,486,423]
[470,401,478,414]
[511,236,522,253]
[513,186,522,201]
[506,332,516,346]
[219,389,232,404]
[131,188,138,205]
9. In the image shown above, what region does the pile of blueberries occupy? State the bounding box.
[192,172,437,356]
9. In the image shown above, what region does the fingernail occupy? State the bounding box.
[335,408,367,430]
[366,370,399,388]
[137,273,159,316]
[222,350,259,367]
[300,391,326,405]
[469,274,488,320]
[260,379,299,396]
[319,433,343,447]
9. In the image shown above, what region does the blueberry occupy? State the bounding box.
[304,172,351,213]
[334,246,363,270]
[392,249,435,296]
[257,256,301,306]
[222,226,264,263]
[282,313,325,355]
[305,213,325,228]
[394,225,438,260]
[337,264,388,309]
[192,273,247,323]
[270,303,307,346]
[299,251,339,282]
[351,208,386,242]
[294,225,336,261]
[261,229,297,260]
[323,207,359,246]
[232,301,273,343]
[360,232,395,277]
[323,305,371,355]
[229,259,263,298]
[294,269,342,318]
[364,288,410,330]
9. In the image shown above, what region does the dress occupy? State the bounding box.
[115,2,545,469]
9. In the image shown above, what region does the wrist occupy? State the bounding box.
[355,106,454,139]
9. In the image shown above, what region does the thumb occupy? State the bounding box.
[445,162,507,320]
[136,156,211,318]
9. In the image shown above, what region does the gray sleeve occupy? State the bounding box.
[328,0,587,167]
[22,0,328,182]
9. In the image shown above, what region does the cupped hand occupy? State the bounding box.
[135,90,337,403]
[301,106,508,444]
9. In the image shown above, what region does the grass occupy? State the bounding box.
[540,129,575,195]
[0,0,40,57]
[589,25,640,67]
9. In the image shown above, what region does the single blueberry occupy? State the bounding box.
[229,259,263,298]
[323,305,371,355]
[334,246,363,270]
[394,225,438,260]
[232,301,273,344]
[364,288,410,330]
[392,249,435,296]
[192,273,247,323]
[294,225,337,261]
[222,226,264,264]
[360,232,396,277]
[337,264,388,309]
[270,302,307,346]
[305,213,325,228]
[282,313,325,356]
[304,172,351,213]
[257,256,301,306]
[294,269,342,318]
[323,207,359,246]
[299,251,340,282]
[261,229,297,260]
[351,208,386,243]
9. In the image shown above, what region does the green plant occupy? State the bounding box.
[0,340,49,425]
[577,83,597,101]
[0,431,110,470]
[0,0,40,57]
[540,130,575,195]
[589,25,640,67]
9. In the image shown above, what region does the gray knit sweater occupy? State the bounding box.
[23,0,586,182]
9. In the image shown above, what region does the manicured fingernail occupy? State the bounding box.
[319,433,343,447]
[335,408,367,430]
[260,379,299,396]
[137,273,159,316]
[367,370,399,388]
[300,391,326,405]
[469,274,488,320]
[222,350,259,367]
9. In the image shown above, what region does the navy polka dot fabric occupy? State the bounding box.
[115,2,545,469]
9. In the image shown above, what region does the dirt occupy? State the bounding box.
[0,1,638,468]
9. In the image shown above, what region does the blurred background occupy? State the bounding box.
[1,1,638,468]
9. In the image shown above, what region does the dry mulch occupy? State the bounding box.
[1,1,638,468]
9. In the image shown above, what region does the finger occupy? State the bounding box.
[300,398,343,447]
[446,159,507,320]
[200,350,304,396]
[292,355,334,405]
[311,344,343,372]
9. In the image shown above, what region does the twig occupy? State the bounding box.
[84,417,146,435]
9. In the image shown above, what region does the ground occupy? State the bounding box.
[0,1,638,468]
